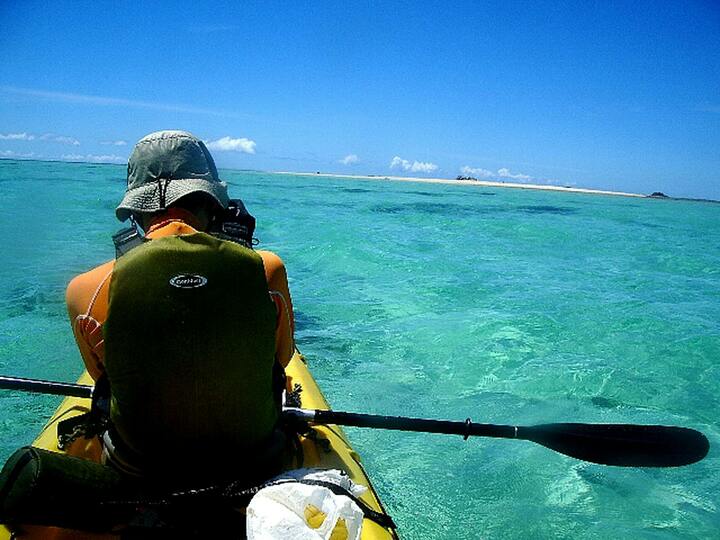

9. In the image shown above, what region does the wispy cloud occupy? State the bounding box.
[40,134,80,145]
[61,153,125,163]
[0,131,80,145]
[340,154,359,165]
[0,132,35,141]
[0,85,242,119]
[0,150,36,158]
[100,140,127,146]
[390,155,438,174]
[205,136,256,154]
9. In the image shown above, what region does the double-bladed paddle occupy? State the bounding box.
[283,408,709,467]
[0,375,709,468]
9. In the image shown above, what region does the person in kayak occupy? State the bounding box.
[65,130,295,482]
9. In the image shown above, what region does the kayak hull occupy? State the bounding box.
[0,351,398,539]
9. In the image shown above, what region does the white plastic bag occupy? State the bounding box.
[246,468,366,540]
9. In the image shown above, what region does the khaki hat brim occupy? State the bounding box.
[115,177,230,222]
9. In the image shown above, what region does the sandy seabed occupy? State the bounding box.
[274,171,646,198]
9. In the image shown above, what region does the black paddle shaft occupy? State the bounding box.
[0,375,93,399]
[313,409,517,439]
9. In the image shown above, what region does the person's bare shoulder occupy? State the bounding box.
[257,250,287,276]
[66,260,115,317]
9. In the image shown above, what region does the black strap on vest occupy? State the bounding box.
[112,225,146,258]
[208,199,256,248]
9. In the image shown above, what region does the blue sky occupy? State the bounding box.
[1,1,719,199]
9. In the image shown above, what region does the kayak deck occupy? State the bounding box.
[0,351,398,539]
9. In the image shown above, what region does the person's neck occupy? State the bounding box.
[146,208,205,233]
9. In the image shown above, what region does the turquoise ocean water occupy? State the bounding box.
[0,159,718,538]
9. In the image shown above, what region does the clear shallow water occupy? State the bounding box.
[0,160,718,538]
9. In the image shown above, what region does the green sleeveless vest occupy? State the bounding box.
[103,233,278,466]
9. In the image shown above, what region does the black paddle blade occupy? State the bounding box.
[520,423,709,467]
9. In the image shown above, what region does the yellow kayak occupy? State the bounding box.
[0,350,398,539]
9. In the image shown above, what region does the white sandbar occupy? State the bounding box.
[273,171,646,198]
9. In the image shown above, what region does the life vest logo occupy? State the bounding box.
[169,274,208,289]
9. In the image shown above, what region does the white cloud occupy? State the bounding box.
[100,140,127,146]
[410,161,438,173]
[497,167,532,181]
[0,150,36,158]
[206,136,256,154]
[40,134,80,146]
[0,132,35,141]
[460,165,535,182]
[390,155,438,174]
[460,166,494,178]
[390,156,410,169]
[340,154,359,165]
[61,153,125,163]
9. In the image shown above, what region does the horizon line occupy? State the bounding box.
[2,156,717,204]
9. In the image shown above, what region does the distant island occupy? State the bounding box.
[277,172,720,202]
[276,171,648,198]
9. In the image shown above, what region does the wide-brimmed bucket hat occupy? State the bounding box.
[116,130,230,222]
